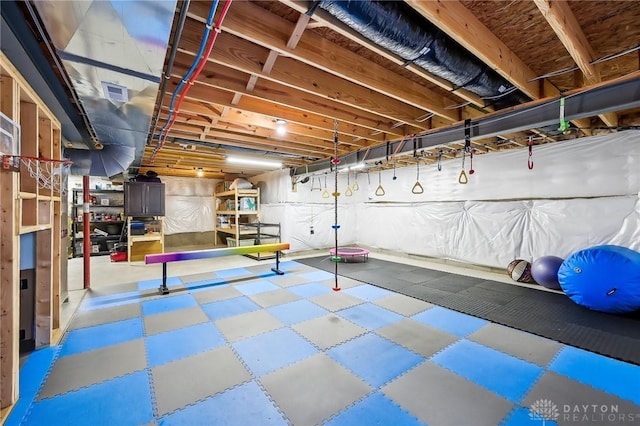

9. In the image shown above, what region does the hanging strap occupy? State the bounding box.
[310,176,321,191]
[375,170,385,196]
[345,172,352,196]
[528,136,534,170]
[322,174,329,198]
[352,173,359,191]
[558,97,570,133]
[458,149,468,184]
[412,158,424,194]
[437,150,443,171]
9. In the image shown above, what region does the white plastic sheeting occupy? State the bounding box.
[162,176,215,235]
[250,131,640,268]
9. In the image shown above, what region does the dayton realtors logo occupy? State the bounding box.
[529,399,640,423]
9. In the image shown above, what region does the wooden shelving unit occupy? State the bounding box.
[214,188,260,247]
[1,52,65,416]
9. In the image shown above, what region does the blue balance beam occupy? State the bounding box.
[145,242,290,294]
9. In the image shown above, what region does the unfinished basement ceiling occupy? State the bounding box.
[14,0,640,179]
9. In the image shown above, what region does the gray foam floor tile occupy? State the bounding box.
[522,371,640,425]
[69,303,141,330]
[373,293,433,316]
[38,339,147,400]
[215,309,283,342]
[267,274,313,288]
[151,346,251,416]
[85,282,139,298]
[248,288,300,308]
[377,319,460,358]
[144,305,209,336]
[292,314,367,350]
[468,323,564,367]
[260,353,371,425]
[310,291,364,312]
[382,361,513,426]
[319,276,364,290]
[193,285,242,305]
[179,271,217,284]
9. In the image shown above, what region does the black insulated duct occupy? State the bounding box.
[318,0,530,109]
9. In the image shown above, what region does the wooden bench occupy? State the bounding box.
[145,242,290,294]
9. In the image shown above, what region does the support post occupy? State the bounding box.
[271,250,285,275]
[159,263,169,295]
[83,175,90,289]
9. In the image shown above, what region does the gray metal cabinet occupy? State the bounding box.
[124,182,165,217]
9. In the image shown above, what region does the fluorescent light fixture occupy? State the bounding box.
[339,163,365,173]
[227,156,282,168]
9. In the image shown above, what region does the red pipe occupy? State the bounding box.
[151,0,233,162]
[83,175,90,289]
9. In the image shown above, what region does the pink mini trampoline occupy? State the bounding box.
[329,247,369,262]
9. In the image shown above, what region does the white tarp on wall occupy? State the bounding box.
[163,176,215,235]
[250,130,640,268]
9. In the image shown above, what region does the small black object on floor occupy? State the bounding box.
[297,256,640,365]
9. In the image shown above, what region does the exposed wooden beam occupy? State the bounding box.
[188,1,460,122]
[533,0,618,127]
[287,12,311,49]
[405,0,594,131]
[166,87,385,143]
[166,69,410,138]
[176,33,434,130]
[281,0,490,112]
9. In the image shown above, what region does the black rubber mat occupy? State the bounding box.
[297,256,640,365]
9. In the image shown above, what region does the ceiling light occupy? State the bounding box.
[227,156,282,169]
[196,168,204,177]
[275,119,287,136]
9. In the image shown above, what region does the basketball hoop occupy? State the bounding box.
[2,154,73,195]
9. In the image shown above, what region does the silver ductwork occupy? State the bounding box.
[33,0,177,177]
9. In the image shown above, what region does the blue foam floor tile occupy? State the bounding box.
[59,318,143,357]
[235,279,280,296]
[337,303,404,330]
[431,339,542,402]
[266,299,328,325]
[141,293,197,316]
[288,282,333,298]
[80,291,141,311]
[501,407,559,426]
[146,322,225,367]
[159,381,287,426]
[215,267,253,279]
[326,392,424,426]
[183,278,227,291]
[201,296,261,321]
[300,270,335,282]
[549,346,640,405]
[24,370,154,426]
[412,306,487,337]
[343,284,394,301]
[138,276,182,291]
[233,328,318,377]
[4,347,60,426]
[328,334,423,388]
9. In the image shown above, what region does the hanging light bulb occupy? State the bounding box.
[196,168,204,177]
[275,119,287,136]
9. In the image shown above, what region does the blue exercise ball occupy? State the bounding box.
[558,245,640,314]
[531,256,564,290]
